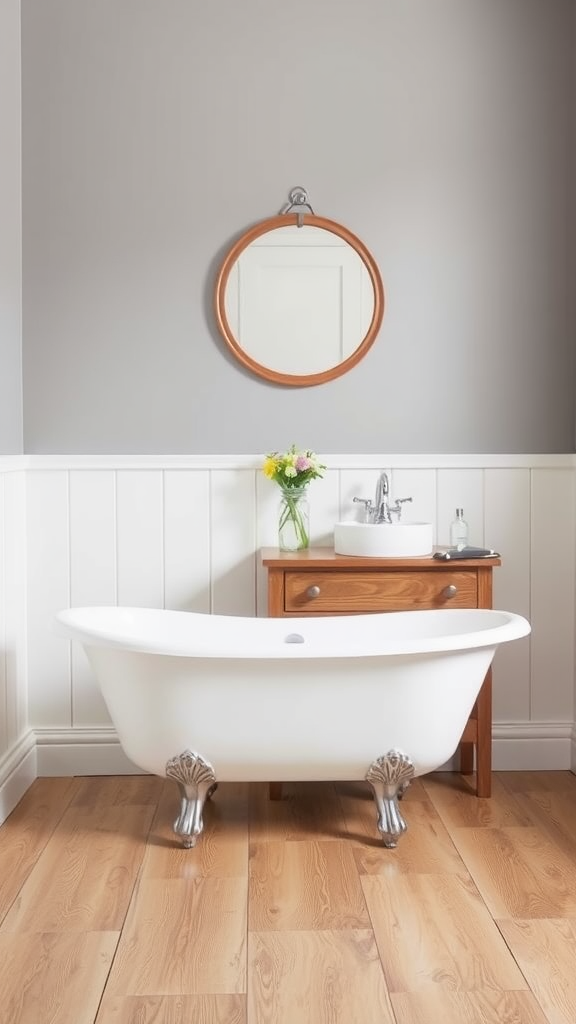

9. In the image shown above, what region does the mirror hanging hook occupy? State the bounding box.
[280,186,315,227]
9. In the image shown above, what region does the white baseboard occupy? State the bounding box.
[492,721,573,770]
[35,728,146,776]
[33,722,575,778]
[0,731,37,826]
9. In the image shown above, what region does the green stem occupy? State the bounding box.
[279,490,309,549]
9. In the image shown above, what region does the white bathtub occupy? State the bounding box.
[56,605,530,848]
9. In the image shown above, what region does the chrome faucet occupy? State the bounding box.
[374,471,390,521]
[353,471,413,524]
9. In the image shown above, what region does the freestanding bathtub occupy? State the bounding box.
[56,605,530,849]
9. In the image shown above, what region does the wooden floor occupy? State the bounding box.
[1,770,576,1023]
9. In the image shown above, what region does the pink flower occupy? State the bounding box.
[295,455,311,472]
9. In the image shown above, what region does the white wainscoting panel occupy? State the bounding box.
[26,470,71,727]
[0,467,36,820]
[164,470,211,612]
[307,468,341,548]
[116,470,164,608]
[7,454,574,778]
[0,472,6,756]
[530,467,575,723]
[5,472,29,744]
[255,471,282,617]
[210,469,257,615]
[69,470,116,727]
[485,468,531,721]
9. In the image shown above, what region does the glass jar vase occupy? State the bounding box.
[278,486,310,551]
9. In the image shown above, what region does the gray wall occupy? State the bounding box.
[572,0,576,450]
[0,0,22,455]
[21,0,576,455]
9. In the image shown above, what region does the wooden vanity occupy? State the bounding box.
[261,546,501,798]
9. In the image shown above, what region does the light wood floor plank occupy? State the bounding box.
[247,929,395,1024]
[0,804,155,932]
[499,786,576,862]
[0,777,79,922]
[498,771,576,796]
[362,871,528,992]
[0,930,118,1024]
[142,781,249,879]
[451,826,576,918]
[423,771,535,829]
[249,839,371,931]
[391,988,550,1024]
[248,781,347,842]
[498,917,576,1024]
[71,774,164,808]
[96,995,246,1024]
[105,877,247,995]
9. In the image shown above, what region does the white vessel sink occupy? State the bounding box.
[334,521,434,558]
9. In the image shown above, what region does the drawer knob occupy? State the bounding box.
[443,584,458,598]
[306,585,321,599]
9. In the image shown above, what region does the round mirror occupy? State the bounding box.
[214,213,385,386]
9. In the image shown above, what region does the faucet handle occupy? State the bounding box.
[352,497,374,522]
[390,496,413,521]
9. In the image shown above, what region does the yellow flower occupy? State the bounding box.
[263,456,278,480]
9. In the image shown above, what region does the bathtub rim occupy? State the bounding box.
[55,606,531,660]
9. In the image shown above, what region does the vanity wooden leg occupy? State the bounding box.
[269,782,283,800]
[475,669,492,798]
[459,705,476,775]
[459,670,492,797]
[460,739,475,775]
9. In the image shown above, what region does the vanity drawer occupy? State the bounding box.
[283,570,478,613]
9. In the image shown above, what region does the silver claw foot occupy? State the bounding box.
[165,750,217,849]
[366,750,415,848]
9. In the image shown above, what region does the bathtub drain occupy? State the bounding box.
[284,632,305,644]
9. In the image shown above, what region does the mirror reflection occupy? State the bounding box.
[215,202,385,386]
[224,225,374,376]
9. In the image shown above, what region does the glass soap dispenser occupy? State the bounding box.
[450,508,468,550]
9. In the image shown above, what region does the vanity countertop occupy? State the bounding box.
[260,546,501,569]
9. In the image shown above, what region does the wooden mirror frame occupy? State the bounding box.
[214,213,385,386]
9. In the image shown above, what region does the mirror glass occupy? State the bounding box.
[214,213,385,386]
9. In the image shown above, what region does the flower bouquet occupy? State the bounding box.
[263,444,326,550]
